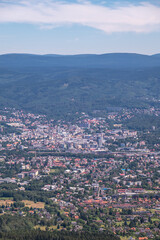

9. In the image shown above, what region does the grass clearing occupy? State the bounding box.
[0,197,13,200]
[151,218,160,222]
[150,209,157,214]
[49,169,56,173]
[0,200,14,206]
[22,200,45,209]
[34,225,46,231]
[115,221,123,226]
[49,168,61,175]
[49,225,58,230]
[120,237,130,240]
[136,207,146,212]
[34,225,62,231]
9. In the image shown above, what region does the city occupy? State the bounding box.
[0,107,160,239]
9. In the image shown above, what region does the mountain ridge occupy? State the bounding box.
[1,53,160,69]
[0,52,160,118]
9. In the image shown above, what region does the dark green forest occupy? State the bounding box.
[0,53,160,118]
[0,229,119,240]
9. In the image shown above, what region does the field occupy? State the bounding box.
[22,200,45,209]
[151,218,160,222]
[34,225,62,231]
[49,168,61,175]
[0,197,13,200]
[115,221,123,227]
[49,169,56,173]
[0,199,14,206]
[34,225,46,231]
[0,198,45,209]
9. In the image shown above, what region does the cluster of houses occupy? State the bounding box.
[0,108,160,238]
[0,108,149,154]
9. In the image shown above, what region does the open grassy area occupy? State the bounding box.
[0,200,14,206]
[49,168,61,175]
[150,209,157,214]
[136,207,146,212]
[49,169,56,173]
[115,221,123,227]
[120,237,130,240]
[49,225,59,230]
[151,218,160,222]
[0,197,13,200]
[34,225,46,231]
[34,225,62,231]
[22,200,45,209]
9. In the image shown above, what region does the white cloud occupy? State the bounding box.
[0,0,160,33]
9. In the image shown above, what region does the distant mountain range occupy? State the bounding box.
[1,53,160,69]
[0,53,160,118]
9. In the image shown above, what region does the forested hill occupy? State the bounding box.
[0,229,120,240]
[0,53,160,118]
[1,53,160,69]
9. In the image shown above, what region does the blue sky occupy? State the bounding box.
[0,0,160,55]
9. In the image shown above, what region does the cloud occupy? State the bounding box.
[0,0,160,33]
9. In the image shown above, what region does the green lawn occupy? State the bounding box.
[0,197,13,200]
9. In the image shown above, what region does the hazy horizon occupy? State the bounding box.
[1,0,160,55]
[0,52,160,56]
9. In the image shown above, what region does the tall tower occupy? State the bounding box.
[35,151,37,160]
[97,133,103,148]
[98,186,100,198]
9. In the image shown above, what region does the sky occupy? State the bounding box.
[0,0,160,55]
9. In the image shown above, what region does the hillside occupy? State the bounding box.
[1,53,160,69]
[0,53,160,118]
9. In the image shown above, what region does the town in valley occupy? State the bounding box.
[0,107,160,239]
